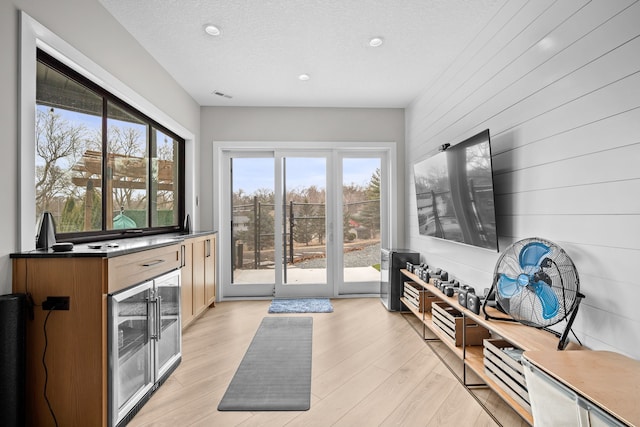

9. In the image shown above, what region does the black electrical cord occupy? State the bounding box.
[42,307,59,427]
[571,327,584,347]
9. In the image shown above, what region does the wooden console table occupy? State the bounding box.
[401,268,639,426]
[400,269,569,425]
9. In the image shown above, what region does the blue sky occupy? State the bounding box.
[233,157,380,195]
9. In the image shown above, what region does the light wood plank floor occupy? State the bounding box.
[128,298,529,427]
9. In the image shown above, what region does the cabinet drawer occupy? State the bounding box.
[108,244,181,293]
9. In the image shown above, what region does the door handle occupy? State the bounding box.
[156,295,162,341]
[147,297,157,340]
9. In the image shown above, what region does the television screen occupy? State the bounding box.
[413,129,498,251]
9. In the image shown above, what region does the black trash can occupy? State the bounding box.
[0,293,26,427]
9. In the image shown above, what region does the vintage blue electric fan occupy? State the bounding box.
[483,237,584,350]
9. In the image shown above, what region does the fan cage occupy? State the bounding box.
[491,237,580,328]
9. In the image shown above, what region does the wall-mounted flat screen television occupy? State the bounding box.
[413,129,498,251]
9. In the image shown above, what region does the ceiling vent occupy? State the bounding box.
[212,90,233,99]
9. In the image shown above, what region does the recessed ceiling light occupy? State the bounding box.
[298,74,310,81]
[369,37,384,47]
[204,24,221,36]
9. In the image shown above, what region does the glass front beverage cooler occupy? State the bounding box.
[108,269,181,427]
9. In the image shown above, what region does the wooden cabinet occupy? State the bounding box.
[180,233,216,329]
[400,269,564,425]
[11,243,181,427]
[11,232,217,426]
[205,235,216,307]
[180,242,194,328]
[192,237,207,316]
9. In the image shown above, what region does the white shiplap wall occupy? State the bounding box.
[405,0,640,359]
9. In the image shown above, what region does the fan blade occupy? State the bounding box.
[519,242,551,274]
[531,280,559,319]
[497,274,522,298]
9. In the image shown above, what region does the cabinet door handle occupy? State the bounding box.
[206,239,211,258]
[142,259,166,267]
[156,295,162,341]
[147,297,156,340]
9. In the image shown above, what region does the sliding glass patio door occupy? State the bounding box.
[219,146,389,299]
[275,152,331,297]
[337,155,384,295]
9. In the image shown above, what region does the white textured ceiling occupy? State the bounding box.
[99,0,502,108]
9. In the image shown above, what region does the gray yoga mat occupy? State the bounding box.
[218,316,313,411]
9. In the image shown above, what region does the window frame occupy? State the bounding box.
[36,49,185,243]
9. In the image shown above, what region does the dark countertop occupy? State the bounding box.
[10,230,217,259]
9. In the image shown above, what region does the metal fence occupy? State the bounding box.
[232,197,379,270]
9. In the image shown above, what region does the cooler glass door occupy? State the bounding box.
[153,269,182,380]
[109,281,154,427]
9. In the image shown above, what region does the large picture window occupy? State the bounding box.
[36,49,184,241]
